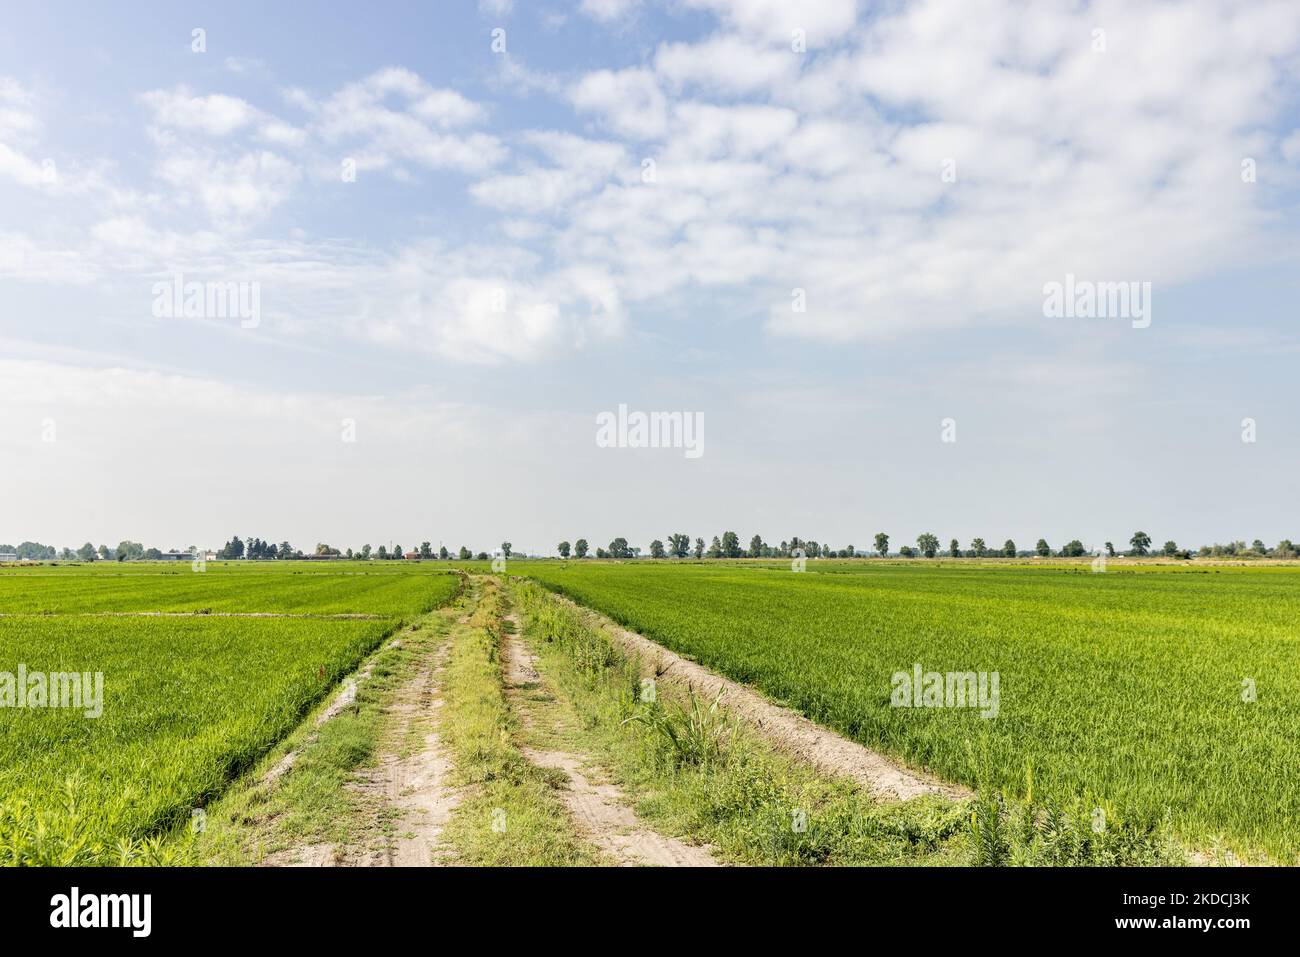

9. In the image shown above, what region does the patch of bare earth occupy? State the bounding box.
[347,636,459,866]
[551,595,969,802]
[261,629,460,867]
[502,613,719,867]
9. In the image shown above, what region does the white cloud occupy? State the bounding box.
[141,88,261,136]
[682,0,859,45]
[311,68,503,174]
[0,142,48,187]
[352,241,626,364]
[569,69,667,140]
[471,131,628,213]
[0,77,40,142]
[156,148,301,223]
[5,1,1299,372]
[0,78,48,188]
[656,34,799,94]
[580,0,639,21]
[532,0,1300,343]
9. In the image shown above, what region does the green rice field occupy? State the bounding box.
[0,562,461,863]
[514,559,1300,861]
[3,557,1296,864]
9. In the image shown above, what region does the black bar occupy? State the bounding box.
[0,866,1288,943]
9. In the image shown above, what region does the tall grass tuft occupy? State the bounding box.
[624,686,735,770]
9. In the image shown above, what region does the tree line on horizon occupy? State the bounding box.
[553,531,1300,561]
[5,533,1300,563]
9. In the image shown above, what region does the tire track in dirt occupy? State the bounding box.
[502,612,719,867]
[350,636,459,866]
[262,626,460,867]
[547,593,969,802]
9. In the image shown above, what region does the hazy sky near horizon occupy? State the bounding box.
[2,0,1299,556]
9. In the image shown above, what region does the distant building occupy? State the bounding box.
[0,552,17,562]
[404,551,421,560]
[158,551,188,561]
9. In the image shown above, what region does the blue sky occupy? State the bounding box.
[2,0,1299,555]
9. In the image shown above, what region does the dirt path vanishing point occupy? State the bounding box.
[502,613,720,867]
[548,594,970,802]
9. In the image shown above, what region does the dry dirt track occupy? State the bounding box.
[350,636,459,866]
[546,592,969,802]
[502,615,720,867]
[262,630,459,867]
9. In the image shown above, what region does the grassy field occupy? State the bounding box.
[0,562,456,616]
[0,562,461,863]
[513,559,1300,861]
[2,558,1293,865]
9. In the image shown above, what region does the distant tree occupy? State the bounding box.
[458,546,471,560]
[345,548,354,559]
[393,544,403,559]
[649,539,665,559]
[1271,540,1297,558]
[1251,539,1267,554]
[845,544,855,558]
[971,538,987,558]
[475,552,488,560]
[1162,540,1179,557]
[899,545,916,558]
[116,541,144,561]
[668,533,691,558]
[917,533,939,558]
[361,544,371,559]
[748,534,765,558]
[706,536,723,559]
[1003,539,1016,557]
[1035,539,1050,557]
[77,542,97,562]
[1105,542,1115,557]
[1061,540,1085,557]
[721,531,742,558]
[874,532,889,557]
[949,538,960,558]
[377,545,388,559]
[596,547,608,558]
[438,546,448,559]
[420,542,433,559]
[98,545,112,561]
[501,542,512,559]
[143,547,162,560]
[693,537,705,559]
[557,541,571,559]
[607,537,631,559]
[1130,531,1152,556]
[574,539,589,559]
[10,541,54,560]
